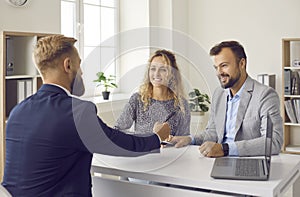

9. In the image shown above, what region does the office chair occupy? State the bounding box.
[0,185,12,197]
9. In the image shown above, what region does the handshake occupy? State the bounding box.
[152,122,192,148]
[153,122,171,143]
[153,122,177,146]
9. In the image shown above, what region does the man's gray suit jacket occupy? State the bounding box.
[194,76,283,156]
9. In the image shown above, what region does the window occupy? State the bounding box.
[61,0,119,97]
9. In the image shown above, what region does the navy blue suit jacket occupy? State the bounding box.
[2,84,161,196]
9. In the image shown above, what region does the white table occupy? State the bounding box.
[91,146,300,196]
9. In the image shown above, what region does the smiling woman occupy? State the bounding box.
[114,49,191,137]
[149,56,169,88]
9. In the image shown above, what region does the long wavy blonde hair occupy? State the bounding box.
[139,49,186,112]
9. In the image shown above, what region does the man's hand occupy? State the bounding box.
[169,136,192,148]
[199,141,224,157]
[153,122,170,141]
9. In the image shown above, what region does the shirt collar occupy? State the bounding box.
[227,81,246,100]
[47,83,72,96]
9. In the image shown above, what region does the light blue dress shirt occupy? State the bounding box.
[190,84,245,156]
[223,84,245,156]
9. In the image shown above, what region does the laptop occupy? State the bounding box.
[210,114,273,180]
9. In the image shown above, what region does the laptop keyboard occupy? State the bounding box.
[235,159,260,177]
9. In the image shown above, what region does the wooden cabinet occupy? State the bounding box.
[282,38,300,154]
[0,31,56,180]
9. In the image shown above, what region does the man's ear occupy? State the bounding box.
[239,58,246,68]
[63,57,72,73]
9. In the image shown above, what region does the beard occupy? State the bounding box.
[71,72,85,96]
[218,72,241,89]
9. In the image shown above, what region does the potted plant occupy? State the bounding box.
[93,71,118,100]
[188,88,210,115]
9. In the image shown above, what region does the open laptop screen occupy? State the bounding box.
[210,113,273,180]
[265,114,273,175]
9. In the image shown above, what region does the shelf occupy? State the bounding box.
[83,93,131,104]
[284,66,300,70]
[83,94,130,114]
[282,38,300,155]
[284,95,300,98]
[282,38,300,41]
[284,145,300,153]
[5,75,38,80]
[284,122,300,126]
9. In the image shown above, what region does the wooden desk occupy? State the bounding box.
[91,146,300,196]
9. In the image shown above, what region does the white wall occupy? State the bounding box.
[2,0,297,101]
[171,0,217,96]
[119,0,300,99]
[118,0,150,93]
[118,0,217,96]
[188,0,300,97]
[1,0,298,97]
[149,0,172,28]
[0,0,60,33]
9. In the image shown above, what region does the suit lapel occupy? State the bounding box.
[234,77,253,137]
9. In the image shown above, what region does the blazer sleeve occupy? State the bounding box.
[72,99,161,156]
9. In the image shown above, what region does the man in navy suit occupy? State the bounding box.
[1,35,170,196]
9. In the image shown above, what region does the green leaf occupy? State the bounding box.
[188,88,210,112]
[94,71,118,91]
[194,88,200,96]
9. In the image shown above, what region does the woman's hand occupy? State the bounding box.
[169,136,192,148]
